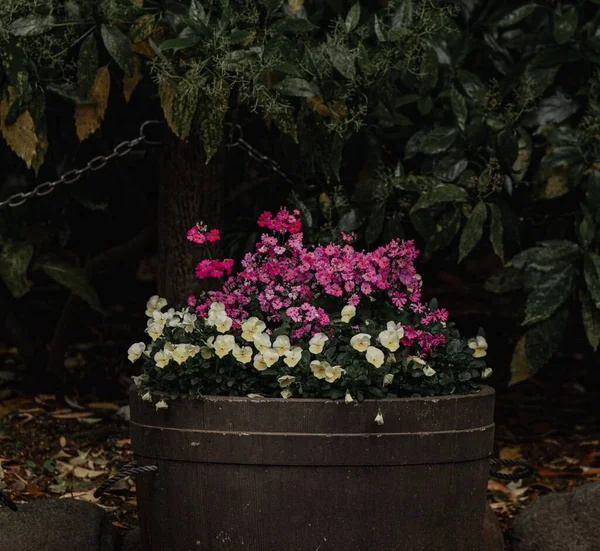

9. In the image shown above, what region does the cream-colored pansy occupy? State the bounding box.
[481,367,493,379]
[283,347,302,368]
[186,344,200,358]
[152,309,172,327]
[280,388,293,399]
[142,391,152,402]
[182,312,197,333]
[147,322,164,341]
[407,356,427,369]
[374,410,384,425]
[309,333,329,354]
[253,332,271,353]
[172,344,191,365]
[344,390,353,404]
[154,349,171,368]
[377,329,400,352]
[214,312,233,333]
[214,335,235,358]
[241,317,266,342]
[253,354,268,371]
[127,342,145,363]
[277,375,296,388]
[263,348,280,367]
[155,399,168,410]
[341,305,356,323]
[423,366,437,377]
[273,335,291,355]
[350,333,371,352]
[145,295,167,317]
[206,302,226,326]
[383,373,394,387]
[386,321,405,339]
[233,345,253,364]
[468,336,488,358]
[325,364,344,383]
[366,346,385,368]
[310,360,327,379]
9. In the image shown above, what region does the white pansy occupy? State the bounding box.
[273,335,291,355]
[325,364,344,383]
[155,399,169,410]
[215,313,233,333]
[386,321,405,339]
[152,309,172,326]
[423,366,437,377]
[468,336,488,358]
[341,305,356,323]
[182,312,197,333]
[241,317,266,342]
[154,350,170,368]
[377,330,400,352]
[407,356,427,368]
[383,373,394,386]
[365,346,385,368]
[350,333,371,352]
[210,302,226,313]
[145,295,167,317]
[253,332,271,353]
[263,348,280,367]
[280,388,293,399]
[344,390,353,404]
[186,344,200,358]
[147,322,164,341]
[481,367,493,379]
[283,347,302,368]
[206,302,226,326]
[127,342,145,363]
[277,375,296,388]
[172,344,190,365]
[214,335,235,358]
[308,333,329,354]
[253,354,268,371]
[310,360,327,379]
[374,410,384,425]
[233,345,253,364]
[142,391,152,402]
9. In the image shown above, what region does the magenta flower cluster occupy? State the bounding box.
[187,209,448,355]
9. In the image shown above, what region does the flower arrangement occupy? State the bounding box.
[129,209,491,418]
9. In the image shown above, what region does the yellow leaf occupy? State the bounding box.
[319,192,332,220]
[499,446,522,460]
[509,336,528,385]
[75,66,111,142]
[73,466,107,479]
[305,96,331,117]
[540,167,569,199]
[132,0,144,6]
[159,79,176,135]
[0,87,39,168]
[129,14,155,43]
[288,0,304,16]
[123,56,142,103]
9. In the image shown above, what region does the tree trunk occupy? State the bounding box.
[158,129,225,305]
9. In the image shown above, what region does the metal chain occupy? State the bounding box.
[227,124,295,186]
[0,120,163,210]
[489,458,535,481]
[94,461,159,499]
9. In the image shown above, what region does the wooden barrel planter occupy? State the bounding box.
[130,386,495,551]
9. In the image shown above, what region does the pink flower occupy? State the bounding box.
[206,229,220,242]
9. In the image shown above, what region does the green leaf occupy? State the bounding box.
[9,15,55,36]
[374,15,386,42]
[497,128,518,169]
[270,18,317,33]
[433,156,468,182]
[580,290,600,351]
[411,183,469,212]
[339,209,361,232]
[578,208,595,249]
[510,240,580,272]
[101,24,135,77]
[190,0,207,24]
[457,70,485,102]
[275,77,321,97]
[159,37,200,52]
[42,260,102,312]
[450,87,467,131]
[365,203,385,245]
[77,35,99,92]
[488,204,504,263]
[496,5,538,28]
[0,243,34,298]
[458,201,487,262]
[584,252,600,308]
[484,267,524,294]
[392,0,413,28]
[418,48,438,95]
[553,6,578,44]
[541,146,582,168]
[345,3,361,32]
[523,265,574,325]
[417,127,459,155]
[327,43,356,80]
[424,207,462,257]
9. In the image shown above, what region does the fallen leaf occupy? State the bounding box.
[487,480,509,492]
[537,467,577,477]
[65,396,85,410]
[499,446,522,460]
[51,411,94,420]
[73,466,106,479]
[86,402,120,411]
[79,417,103,425]
[0,87,38,168]
[75,66,111,142]
[24,484,45,496]
[581,467,600,476]
[59,436,67,448]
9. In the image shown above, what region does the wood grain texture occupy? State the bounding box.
[131,388,495,551]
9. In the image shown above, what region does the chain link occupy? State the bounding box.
[0,120,163,210]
